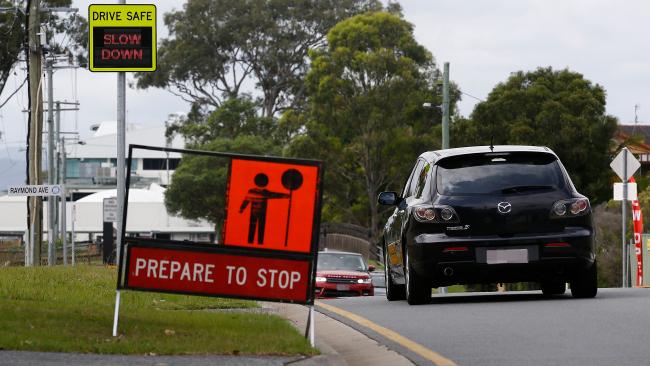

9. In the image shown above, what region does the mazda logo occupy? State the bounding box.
[497,202,512,214]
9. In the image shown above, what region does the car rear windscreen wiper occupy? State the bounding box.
[499,185,554,194]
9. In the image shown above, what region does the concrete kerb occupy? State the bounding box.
[265,302,413,366]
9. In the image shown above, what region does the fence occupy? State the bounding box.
[318,222,380,261]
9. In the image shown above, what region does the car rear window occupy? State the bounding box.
[436,152,566,195]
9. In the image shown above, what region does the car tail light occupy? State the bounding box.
[545,242,570,248]
[550,198,590,218]
[415,207,436,221]
[443,246,468,253]
[413,205,460,223]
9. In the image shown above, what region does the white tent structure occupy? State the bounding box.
[0,184,214,242]
[74,184,214,240]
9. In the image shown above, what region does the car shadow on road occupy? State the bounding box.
[427,291,572,305]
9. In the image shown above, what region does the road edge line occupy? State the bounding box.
[316,301,457,366]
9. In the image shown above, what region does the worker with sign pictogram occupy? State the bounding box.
[239,173,290,244]
[224,159,318,253]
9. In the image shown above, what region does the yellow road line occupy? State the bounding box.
[316,301,457,366]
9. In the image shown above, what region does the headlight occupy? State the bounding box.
[357,278,372,284]
[315,276,327,282]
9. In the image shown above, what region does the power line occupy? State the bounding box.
[461,91,484,102]
[0,76,27,109]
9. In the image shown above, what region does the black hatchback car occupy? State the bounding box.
[378,146,597,305]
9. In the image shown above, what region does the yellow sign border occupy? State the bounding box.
[88,4,157,72]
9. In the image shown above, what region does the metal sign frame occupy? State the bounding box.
[116,144,324,305]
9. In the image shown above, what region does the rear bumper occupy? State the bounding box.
[409,227,594,287]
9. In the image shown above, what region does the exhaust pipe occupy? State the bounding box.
[443,267,454,277]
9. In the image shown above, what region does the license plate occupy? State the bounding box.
[336,284,350,291]
[486,249,528,264]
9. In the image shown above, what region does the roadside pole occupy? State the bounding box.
[53,101,60,244]
[61,137,67,265]
[442,62,450,150]
[27,0,43,267]
[71,203,76,266]
[622,148,627,288]
[47,60,55,266]
[112,0,127,336]
[439,62,450,295]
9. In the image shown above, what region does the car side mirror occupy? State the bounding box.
[378,191,399,206]
[368,265,376,272]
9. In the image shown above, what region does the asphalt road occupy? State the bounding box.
[318,288,650,366]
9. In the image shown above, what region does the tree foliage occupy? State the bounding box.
[0,0,87,96]
[0,0,24,96]
[290,11,456,239]
[164,98,283,231]
[453,67,618,203]
[134,0,392,116]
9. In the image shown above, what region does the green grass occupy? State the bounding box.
[0,265,316,356]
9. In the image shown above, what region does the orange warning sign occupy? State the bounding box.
[223,159,320,253]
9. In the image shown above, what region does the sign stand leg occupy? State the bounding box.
[112,290,121,337]
[304,305,315,347]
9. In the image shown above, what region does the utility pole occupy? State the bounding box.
[60,136,67,265]
[442,62,450,149]
[26,0,43,266]
[46,59,55,266]
[53,101,60,244]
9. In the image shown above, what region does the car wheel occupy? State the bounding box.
[405,245,431,305]
[541,280,566,296]
[384,243,405,301]
[570,260,598,298]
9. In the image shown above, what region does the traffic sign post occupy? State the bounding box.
[9,184,64,266]
[611,148,641,288]
[113,145,323,344]
[103,197,119,223]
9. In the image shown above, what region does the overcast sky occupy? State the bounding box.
[1,0,649,165]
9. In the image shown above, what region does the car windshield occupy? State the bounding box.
[317,253,367,271]
[436,152,565,195]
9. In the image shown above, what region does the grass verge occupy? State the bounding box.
[0,265,316,356]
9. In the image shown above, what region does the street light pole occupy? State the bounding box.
[442,62,450,149]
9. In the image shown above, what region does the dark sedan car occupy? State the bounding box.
[378,146,597,305]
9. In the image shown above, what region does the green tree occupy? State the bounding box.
[0,1,24,96]
[454,67,618,203]
[134,0,390,116]
[291,11,454,240]
[0,0,87,96]
[164,98,283,231]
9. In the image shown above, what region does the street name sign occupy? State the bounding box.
[610,149,640,181]
[103,197,119,222]
[88,4,156,72]
[8,184,62,196]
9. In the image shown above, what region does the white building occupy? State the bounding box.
[65,121,184,200]
[0,184,215,242]
[0,121,216,241]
